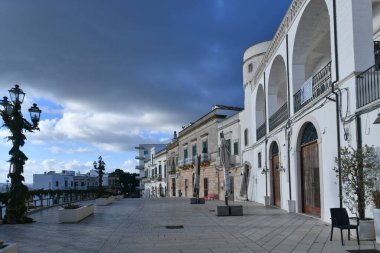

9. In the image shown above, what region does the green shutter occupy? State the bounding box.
[234,142,238,155]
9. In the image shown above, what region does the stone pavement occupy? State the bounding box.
[1,198,379,253]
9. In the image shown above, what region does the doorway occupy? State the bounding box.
[204,177,208,197]
[172,178,176,197]
[271,142,281,207]
[300,122,320,217]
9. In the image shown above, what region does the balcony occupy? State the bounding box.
[294,61,332,113]
[200,153,209,162]
[256,122,266,141]
[135,156,145,160]
[178,159,184,167]
[135,165,144,170]
[356,65,380,108]
[269,103,288,131]
[185,157,193,165]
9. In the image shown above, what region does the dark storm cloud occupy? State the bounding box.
[0,0,291,125]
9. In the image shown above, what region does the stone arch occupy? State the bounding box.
[292,0,332,103]
[268,55,287,116]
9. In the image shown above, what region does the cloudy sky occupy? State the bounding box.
[0,0,291,183]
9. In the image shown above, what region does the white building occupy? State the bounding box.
[135,144,166,197]
[143,146,167,198]
[240,0,380,222]
[33,170,75,190]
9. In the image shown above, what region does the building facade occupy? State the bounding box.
[241,0,380,222]
[143,146,167,198]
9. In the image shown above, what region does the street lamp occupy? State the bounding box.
[0,85,41,224]
[93,156,106,196]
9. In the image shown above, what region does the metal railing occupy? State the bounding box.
[356,65,380,108]
[1,192,96,221]
[269,103,288,131]
[256,122,266,141]
[294,61,332,113]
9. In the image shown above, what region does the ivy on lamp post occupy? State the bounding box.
[93,156,106,197]
[0,85,41,224]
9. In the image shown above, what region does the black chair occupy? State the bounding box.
[330,208,360,245]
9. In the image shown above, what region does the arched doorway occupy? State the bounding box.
[300,122,320,217]
[271,142,281,207]
[240,163,251,200]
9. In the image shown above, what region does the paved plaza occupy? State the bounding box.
[1,198,380,253]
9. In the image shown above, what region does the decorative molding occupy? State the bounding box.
[254,0,307,85]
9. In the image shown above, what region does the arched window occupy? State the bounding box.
[301,122,318,145]
[244,129,249,146]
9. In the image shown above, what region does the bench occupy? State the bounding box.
[205,194,216,200]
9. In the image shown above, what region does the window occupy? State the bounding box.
[244,129,249,146]
[192,144,197,157]
[144,150,148,155]
[159,165,162,175]
[234,141,239,155]
[226,139,231,157]
[65,180,68,187]
[184,148,188,159]
[202,140,208,153]
[70,181,73,187]
[55,181,59,187]
[151,154,154,165]
[248,63,253,73]
[164,165,166,176]
[81,182,85,187]
[258,152,262,168]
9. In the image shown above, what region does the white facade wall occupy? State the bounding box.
[241,0,380,222]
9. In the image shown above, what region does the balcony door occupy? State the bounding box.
[271,142,281,207]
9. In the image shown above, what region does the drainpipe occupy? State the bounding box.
[264,71,269,197]
[286,34,292,201]
[332,0,343,208]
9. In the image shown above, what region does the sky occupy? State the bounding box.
[0,0,292,184]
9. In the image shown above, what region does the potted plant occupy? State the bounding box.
[58,203,94,223]
[373,190,380,243]
[334,145,379,240]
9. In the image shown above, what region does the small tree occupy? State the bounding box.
[93,156,106,197]
[334,145,379,219]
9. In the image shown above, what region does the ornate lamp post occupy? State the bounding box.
[0,85,41,224]
[93,156,106,196]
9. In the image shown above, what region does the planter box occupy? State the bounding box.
[359,219,375,241]
[374,209,380,243]
[0,243,17,253]
[288,200,296,213]
[216,205,243,216]
[190,198,205,204]
[96,197,113,206]
[58,204,94,223]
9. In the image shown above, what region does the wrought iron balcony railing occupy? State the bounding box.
[269,102,288,131]
[201,153,208,162]
[294,61,332,113]
[256,122,266,141]
[356,65,380,108]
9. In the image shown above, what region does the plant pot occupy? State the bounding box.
[359,219,375,241]
[96,196,113,206]
[58,204,94,223]
[0,243,17,253]
[373,208,380,243]
[288,200,296,213]
[264,196,270,206]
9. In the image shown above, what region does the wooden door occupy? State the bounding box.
[229,176,234,201]
[204,178,208,197]
[272,154,281,207]
[172,178,176,197]
[301,141,320,216]
[185,179,188,197]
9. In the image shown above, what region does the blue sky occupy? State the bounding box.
[0,0,292,183]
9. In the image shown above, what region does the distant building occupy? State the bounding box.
[33,170,108,190]
[143,146,167,198]
[135,144,166,197]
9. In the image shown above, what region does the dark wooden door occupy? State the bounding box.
[272,154,281,207]
[301,141,320,216]
[204,178,208,197]
[172,178,176,197]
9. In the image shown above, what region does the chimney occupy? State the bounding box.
[173,131,177,139]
